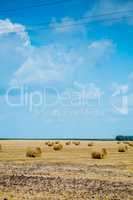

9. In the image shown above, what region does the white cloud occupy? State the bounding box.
[87,39,115,67]
[0,19,32,85]
[0,18,115,87]
[86,0,133,25]
[10,44,84,86]
[88,40,113,49]
[50,17,85,34]
[10,39,115,86]
[0,19,30,47]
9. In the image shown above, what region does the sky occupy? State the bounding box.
[0,0,133,138]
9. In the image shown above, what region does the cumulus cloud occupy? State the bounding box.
[10,44,84,86]
[0,19,32,86]
[0,19,30,47]
[10,39,115,86]
[0,18,115,87]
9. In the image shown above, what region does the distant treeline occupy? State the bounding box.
[116,135,133,141]
[0,136,132,141]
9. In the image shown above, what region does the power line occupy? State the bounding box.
[0,0,74,13]
[0,0,132,31]
[82,9,133,21]
[26,9,133,29]
[27,10,133,31]
[33,16,133,32]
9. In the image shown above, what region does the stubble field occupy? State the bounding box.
[0,140,132,200]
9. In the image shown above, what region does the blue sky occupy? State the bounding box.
[0,0,133,138]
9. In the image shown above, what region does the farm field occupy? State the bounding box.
[0,140,132,200]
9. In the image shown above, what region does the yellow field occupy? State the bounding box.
[0,140,132,200]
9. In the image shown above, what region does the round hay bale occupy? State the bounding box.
[45,141,49,145]
[118,145,126,152]
[53,143,63,151]
[65,141,71,145]
[73,141,80,146]
[55,141,60,144]
[47,141,54,147]
[91,151,104,159]
[26,147,42,158]
[88,142,93,147]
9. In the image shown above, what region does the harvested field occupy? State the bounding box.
[0,140,132,200]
